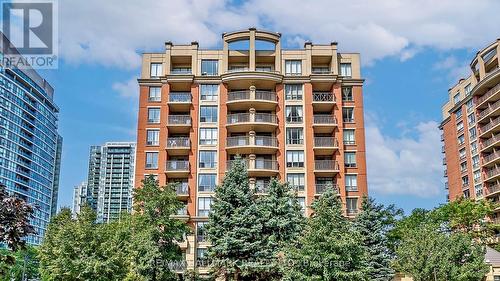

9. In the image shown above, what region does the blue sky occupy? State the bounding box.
[28,0,500,213]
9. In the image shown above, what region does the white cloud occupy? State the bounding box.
[365,116,443,197]
[433,56,470,82]
[112,77,138,99]
[56,0,500,68]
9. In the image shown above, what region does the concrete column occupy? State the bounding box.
[275,40,281,72]
[249,85,256,100]
[191,42,198,75]
[249,154,256,170]
[249,28,256,71]
[249,130,256,146]
[223,40,229,73]
[479,57,486,80]
[249,107,256,122]
[165,42,172,75]
[304,42,312,76]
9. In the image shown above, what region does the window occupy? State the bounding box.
[465,84,472,96]
[285,105,303,123]
[199,151,217,168]
[471,141,477,155]
[472,155,480,169]
[198,197,213,216]
[466,99,474,111]
[150,63,163,77]
[197,248,208,265]
[345,152,357,168]
[459,148,466,159]
[255,177,270,193]
[200,84,218,101]
[286,151,304,167]
[457,121,464,132]
[342,87,353,101]
[345,175,358,191]
[460,162,467,172]
[285,60,302,75]
[468,114,475,126]
[200,128,218,145]
[469,127,477,140]
[287,173,305,191]
[286,128,304,144]
[475,184,483,197]
[456,108,462,118]
[343,107,354,123]
[147,108,160,123]
[297,197,305,213]
[149,87,161,102]
[340,63,352,77]
[197,222,208,242]
[198,174,216,192]
[463,189,470,199]
[474,170,481,182]
[458,134,465,145]
[462,176,469,187]
[200,106,218,122]
[453,93,460,104]
[145,152,158,169]
[146,130,159,146]
[285,84,303,100]
[343,129,355,145]
[201,60,218,76]
[346,198,358,214]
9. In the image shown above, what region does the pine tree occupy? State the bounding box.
[205,157,263,280]
[256,178,305,280]
[354,196,401,281]
[284,188,366,281]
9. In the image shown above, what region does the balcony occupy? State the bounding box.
[313,137,339,155]
[168,92,192,111]
[347,209,359,216]
[175,183,189,200]
[226,135,278,154]
[477,83,500,108]
[483,150,500,167]
[226,159,279,177]
[227,90,277,111]
[314,184,340,196]
[171,206,189,221]
[312,115,338,133]
[166,137,190,155]
[167,68,194,84]
[221,68,282,89]
[313,160,340,176]
[226,112,278,133]
[487,182,500,197]
[312,92,336,111]
[485,167,500,182]
[165,160,190,178]
[479,116,500,137]
[167,115,192,133]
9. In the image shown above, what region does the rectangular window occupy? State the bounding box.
[286,128,304,144]
[197,248,208,264]
[197,222,208,242]
[471,141,477,155]
[465,84,472,96]
[468,114,475,126]
[343,107,354,123]
[342,87,353,101]
[457,121,464,132]
[469,127,477,140]
[285,105,303,123]
[458,134,465,145]
[460,162,467,172]
[340,63,352,77]
[462,176,469,187]
[285,60,302,75]
[345,175,358,191]
[146,130,159,146]
[201,60,218,76]
[475,184,483,197]
[199,151,217,168]
[150,63,163,77]
[147,108,160,123]
[286,151,305,168]
[474,170,481,182]
[459,148,466,159]
[200,106,218,123]
[145,152,158,169]
[149,87,161,102]
[285,84,303,100]
[466,99,474,111]
[453,93,460,104]
[200,128,218,145]
[456,108,462,118]
[287,173,305,191]
[198,174,216,192]
[472,156,480,169]
[346,198,358,213]
[343,129,355,145]
[297,197,305,214]
[345,152,357,168]
[200,84,218,101]
[198,197,214,216]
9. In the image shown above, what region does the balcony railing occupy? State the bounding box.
[487,167,500,179]
[228,136,278,147]
[313,115,337,125]
[255,91,277,101]
[228,90,277,102]
[311,67,331,74]
[312,92,335,102]
[177,206,188,216]
[479,116,500,134]
[347,209,359,215]
[175,184,189,196]
[171,68,192,75]
[167,137,190,148]
[314,137,339,147]
[227,113,277,124]
[255,183,269,194]
[166,160,190,171]
[227,136,250,147]
[314,160,339,171]
[315,184,339,194]
[169,92,191,102]
[228,90,250,101]
[477,83,500,105]
[481,133,500,149]
[255,159,278,170]
[226,159,250,170]
[479,99,500,121]
[168,115,191,125]
[488,183,500,195]
[484,151,500,164]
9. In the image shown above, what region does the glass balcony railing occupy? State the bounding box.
[166,160,190,171]
[167,137,190,148]
[313,115,337,124]
[168,115,191,125]
[314,137,339,147]
[170,68,192,75]
[314,160,340,171]
[315,184,339,194]
[169,92,191,103]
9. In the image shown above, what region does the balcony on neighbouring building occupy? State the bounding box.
[167,115,192,133]
[227,89,278,111]
[313,137,339,155]
[165,160,190,177]
[226,135,278,154]
[312,115,338,133]
[313,160,340,176]
[166,137,190,155]
[226,112,278,133]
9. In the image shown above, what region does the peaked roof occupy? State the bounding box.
[486,246,500,266]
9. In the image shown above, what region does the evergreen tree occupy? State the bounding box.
[354,196,401,281]
[205,157,263,280]
[256,178,305,280]
[284,188,366,281]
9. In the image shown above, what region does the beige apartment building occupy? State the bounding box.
[134,28,368,272]
[441,39,500,219]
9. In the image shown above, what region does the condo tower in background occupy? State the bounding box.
[134,28,368,271]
